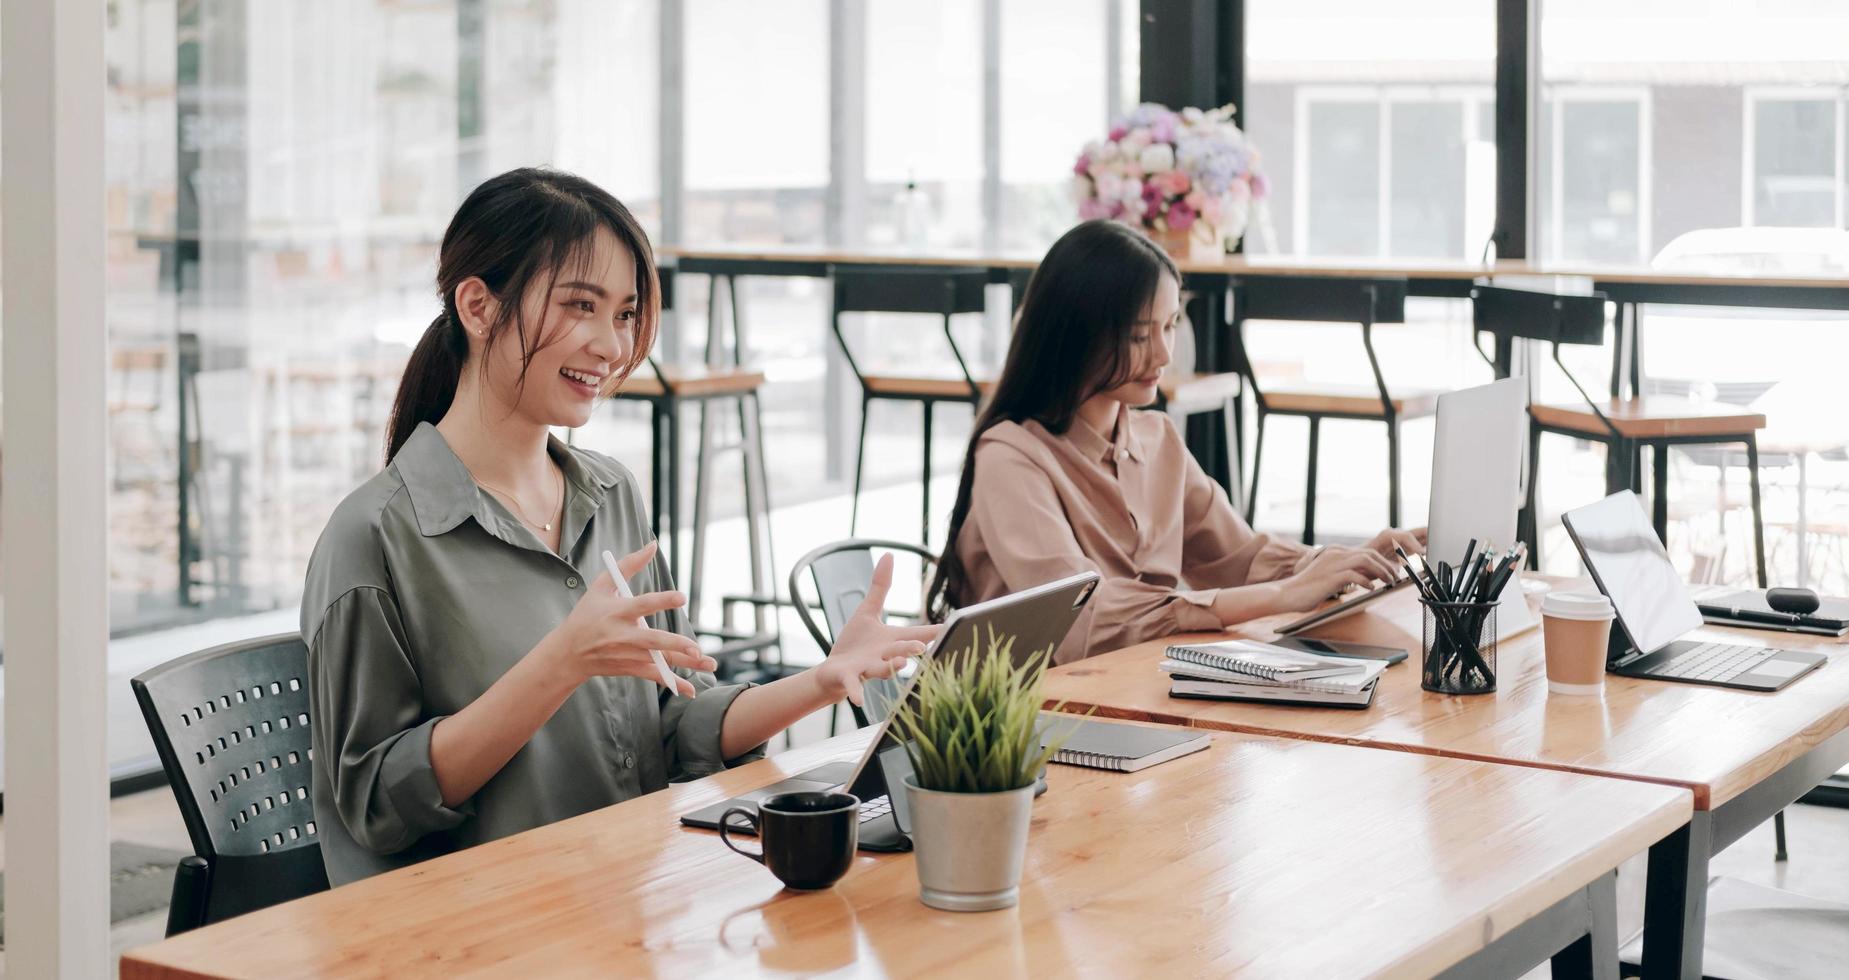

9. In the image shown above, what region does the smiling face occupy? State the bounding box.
[1092,271,1180,409]
[464,225,640,430]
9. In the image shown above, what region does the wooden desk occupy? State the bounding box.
[121,724,1688,979]
[1041,581,1849,978]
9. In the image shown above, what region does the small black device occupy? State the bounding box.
[1269,635,1409,666]
[1561,492,1826,692]
[1767,587,1822,615]
[679,571,1100,851]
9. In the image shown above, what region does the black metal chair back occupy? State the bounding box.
[1470,283,1607,358]
[131,633,329,935]
[1231,275,1409,413]
[830,265,991,398]
[789,538,938,728]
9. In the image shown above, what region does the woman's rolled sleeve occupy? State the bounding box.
[659,679,763,779]
[307,586,470,855]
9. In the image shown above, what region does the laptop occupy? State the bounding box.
[1560,491,1827,692]
[1278,378,1536,639]
[1425,377,1537,640]
[678,571,1101,851]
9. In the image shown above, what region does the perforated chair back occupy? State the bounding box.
[131,633,329,932]
[1470,284,1608,350]
[789,538,938,726]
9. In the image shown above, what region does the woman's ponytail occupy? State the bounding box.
[385,306,467,461]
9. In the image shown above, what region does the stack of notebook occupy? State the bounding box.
[1161,639,1386,708]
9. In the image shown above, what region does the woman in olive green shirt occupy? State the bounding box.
[302,169,937,884]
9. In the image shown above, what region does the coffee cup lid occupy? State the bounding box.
[1542,591,1614,621]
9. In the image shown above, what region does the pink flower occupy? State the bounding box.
[1073,153,1091,176]
[1157,170,1191,197]
[1078,198,1110,221]
[1250,172,1269,200]
[1107,199,1126,219]
[1108,125,1128,141]
[1141,182,1164,214]
[1167,199,1196,231]
[1184,189,1207,211]
[1199,195,1225,226]
[1150,116,1177,144]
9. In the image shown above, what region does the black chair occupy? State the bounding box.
[788,538,938,734]
[1470,284,1769,588]
[831,266,993,544]
[1231,275,1434,543]
[130,634,330,936]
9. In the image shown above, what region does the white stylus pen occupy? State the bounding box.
[601,549,683,694]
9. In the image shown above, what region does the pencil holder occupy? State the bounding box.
[1420,600,1498,695]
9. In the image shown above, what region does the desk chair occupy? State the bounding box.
[789,538,937,736]
[1471,285,1769,589]
[831,266,993,545]
[1232,275,1434,543]
[610,268,781,676]
[130,634,330,936]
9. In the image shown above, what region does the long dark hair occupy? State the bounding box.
[926,219,1179,617]
[386,167,660,461]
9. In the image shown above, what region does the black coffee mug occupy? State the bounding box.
[719,791,859,890]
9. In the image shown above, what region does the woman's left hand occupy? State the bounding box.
[813,553,944,706]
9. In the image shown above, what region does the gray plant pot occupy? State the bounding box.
[902,775,1035,912]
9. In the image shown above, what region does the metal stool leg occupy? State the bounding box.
[1386,416,1403,529]
[665,396,683,584]
[1774,810,1789,861]
[1245,412,1266,524]
[1523,419,1543,565]
[1304,415,1321,545]
[649,401,666,543]
[688,397,719,626]
[1746,435,1768,589]
[1652,443,1670,547]
[921,399,935,545]
[850,395,871,534]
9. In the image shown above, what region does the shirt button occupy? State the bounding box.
[565,575,580,588]
[623,753,636,770]
[1118,450,1128,460]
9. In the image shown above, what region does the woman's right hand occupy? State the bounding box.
[1277,547,1392,612]
[543,542,716,695]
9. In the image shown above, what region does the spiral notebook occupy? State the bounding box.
[1164,639,1373,683]
[1037,717,1211,773]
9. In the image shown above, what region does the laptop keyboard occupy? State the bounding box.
[1645,642,1773,682]
[857,795,892,823]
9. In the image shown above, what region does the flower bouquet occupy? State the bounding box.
[1071,102,1267,258]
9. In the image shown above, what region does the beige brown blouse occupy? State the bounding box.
[953,410,1309,664]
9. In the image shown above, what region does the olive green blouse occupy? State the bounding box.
[300,422,762,885]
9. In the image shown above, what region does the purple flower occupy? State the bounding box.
[1167,199,1196,231]
[1150,115,1177,144]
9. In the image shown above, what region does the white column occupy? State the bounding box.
[2,0,112,976]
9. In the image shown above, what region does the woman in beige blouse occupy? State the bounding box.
[929,220,1422,664]
[302,169,937,882]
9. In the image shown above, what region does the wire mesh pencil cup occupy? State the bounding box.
[1420,600,1497,695]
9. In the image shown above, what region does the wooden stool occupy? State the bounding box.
[1472,284,1769,588]
[1232,275,1438,543]
[830,265,993,545]
[610,270,779,670]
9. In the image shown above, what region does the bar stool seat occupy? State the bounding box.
[1529,398,1766,440]
[861,374,994,399]
[1157,370,1242,406]
[1261,385,1440,419]
[618,364,767,400]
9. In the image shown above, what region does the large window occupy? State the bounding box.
[1247,0,1495,259]
[1748,92,1843,228]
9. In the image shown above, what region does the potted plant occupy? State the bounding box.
[885,628,1071,912]
[1071,102,1269,259]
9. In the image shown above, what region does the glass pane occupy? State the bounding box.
[1305,101,1380,257]
[1541,0,1849,265]
[1753,98,1838,227]
[684,0,827,243]
[1247,0,1493,259]
[865,0,983,249]
[1001,0,1108,251]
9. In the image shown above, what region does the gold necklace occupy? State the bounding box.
[475,464,564,533]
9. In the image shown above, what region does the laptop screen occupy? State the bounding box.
[1561,491,1704,658]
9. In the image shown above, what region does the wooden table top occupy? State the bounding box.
[1042,579,1849,810]
[120,722,1689,979]
[663,244,1849,291]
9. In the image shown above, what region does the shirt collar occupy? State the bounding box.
[1070,410,1146,466]
[393,422,620,537]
